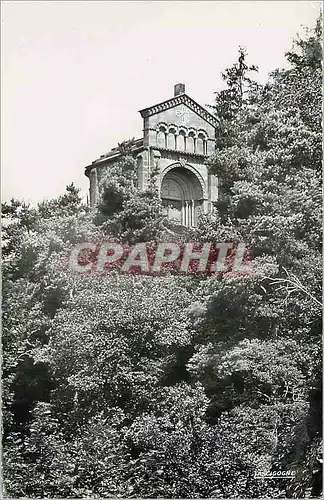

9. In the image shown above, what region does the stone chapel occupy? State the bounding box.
[85,83,219,227]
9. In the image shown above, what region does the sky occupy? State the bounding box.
[1,0,322,205]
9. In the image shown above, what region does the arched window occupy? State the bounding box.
[177,131,186,151]
[187,132,195,153]
[157,127,166,148]
[167,129,176,149]
[197,133,207,155]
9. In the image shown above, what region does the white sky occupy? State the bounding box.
[1,1,322,205]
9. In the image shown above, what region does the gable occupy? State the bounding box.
[147,103,216,137]
[139,94,218,129]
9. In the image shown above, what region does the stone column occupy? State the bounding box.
[181,201,185,226]
[137,150,151,191]
[137,154,145,191]
[192,199,195,227]
[150,149,161,193]
[89,168,99,207]
[185,201,189,227]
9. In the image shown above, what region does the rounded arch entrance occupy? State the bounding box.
[160,164,205,227]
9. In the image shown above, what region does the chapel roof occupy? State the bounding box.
[85,138,144,177]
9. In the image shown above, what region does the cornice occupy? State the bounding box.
[150,145,208,159]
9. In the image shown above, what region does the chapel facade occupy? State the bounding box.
[85,83,219,227]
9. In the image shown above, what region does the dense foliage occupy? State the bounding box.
[2,21,322,498]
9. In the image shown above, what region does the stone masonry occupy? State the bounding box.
[85,84,219,227]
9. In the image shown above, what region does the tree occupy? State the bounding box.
[96,151,167,243]
[193,18,322,497]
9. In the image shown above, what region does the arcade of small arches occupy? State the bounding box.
[156,123,208,155]
[160,163,205,227]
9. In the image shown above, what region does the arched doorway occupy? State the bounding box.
[160,165,204,227]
